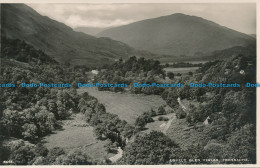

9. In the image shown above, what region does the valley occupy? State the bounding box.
[0,3,256,166]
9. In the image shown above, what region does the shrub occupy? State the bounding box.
[158,116,169,121]
[176,108,186,119]
[157,106,166,115]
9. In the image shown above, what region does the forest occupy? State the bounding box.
[95,44,257,164]
[0,37,257,165]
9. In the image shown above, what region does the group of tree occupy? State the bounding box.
[120,46,257,164]
[134,106,168,130]
[94,56,166,94]
[1,140,95,165]
[0,38,93,165]
[78,92,135,147]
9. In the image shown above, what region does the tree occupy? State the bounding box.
[22,123,38,141]
[223,124,256,163]
[56,100,68,120]
[9,140,36,165]
[2,109,23,137]
[54,149,94,165]
[121,131,179,164]
[176,108,186,119]
[35,108,56,136]
[135,117,146,130]
[149,108,157,117]
[167,72,174,79]
[157,106,166,115]
[47,147,65,163]
[48,100,59,119]
[34,143,49,157]
[105,140,118,153]
[158,116,169,121]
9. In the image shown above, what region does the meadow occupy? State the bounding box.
[141,113,176,134]
[78,88,167,125]
[43,113,96,151]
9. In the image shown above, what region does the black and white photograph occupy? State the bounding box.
[0,1,258,166]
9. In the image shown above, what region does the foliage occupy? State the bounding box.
[121,131,179,164]
[54,149,94,165]
[78,92,134,146]
[176,108,186,119]
[158,116,169,121]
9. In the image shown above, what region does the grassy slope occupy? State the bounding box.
[166,118,209,150]
[166,98,209,149]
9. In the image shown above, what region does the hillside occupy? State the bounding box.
[1,4,153,66]
[249,34,256,38]
[74,27,108,36]
[98,13,255,57]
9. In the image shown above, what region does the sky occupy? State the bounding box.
[28,3,256,34]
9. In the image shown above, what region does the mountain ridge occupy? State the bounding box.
[1,4,154,66]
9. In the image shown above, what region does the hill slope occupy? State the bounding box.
[74,27,108,36]
[98,13,255,56]
[1,4,151,66]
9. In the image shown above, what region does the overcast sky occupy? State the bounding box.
[28,3,256,34]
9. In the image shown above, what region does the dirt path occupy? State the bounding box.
[109,147,123,163]
[162,114,176,134]
[178,97,187,111]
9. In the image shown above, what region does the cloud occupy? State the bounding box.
[28,3,256,34]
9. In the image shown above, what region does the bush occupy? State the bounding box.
[135,112,154,130]
[158,116,169,121]
[176,108,186,119]
[167,72,174,79]
[157,106,166,115]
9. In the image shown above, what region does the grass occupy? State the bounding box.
[42,113,114,162]
[81,140,114,162]
[141,113,175,134]
[78,88,167,125]
[43,113,96,151]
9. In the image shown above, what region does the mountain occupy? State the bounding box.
[98,13,255,57]
[1,4,152,66]
[249,34,256,38]
[74,27,108,36]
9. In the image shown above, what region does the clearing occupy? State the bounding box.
[78,87,167,125]
[42,113,113,161]
[43,113,96,150]
[141,113,176,134]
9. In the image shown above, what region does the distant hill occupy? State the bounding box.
[74,27,108,36]
[98,13,255,57]
[1,4,152,66]
[206,44,256,61]
[249,34,256,38]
